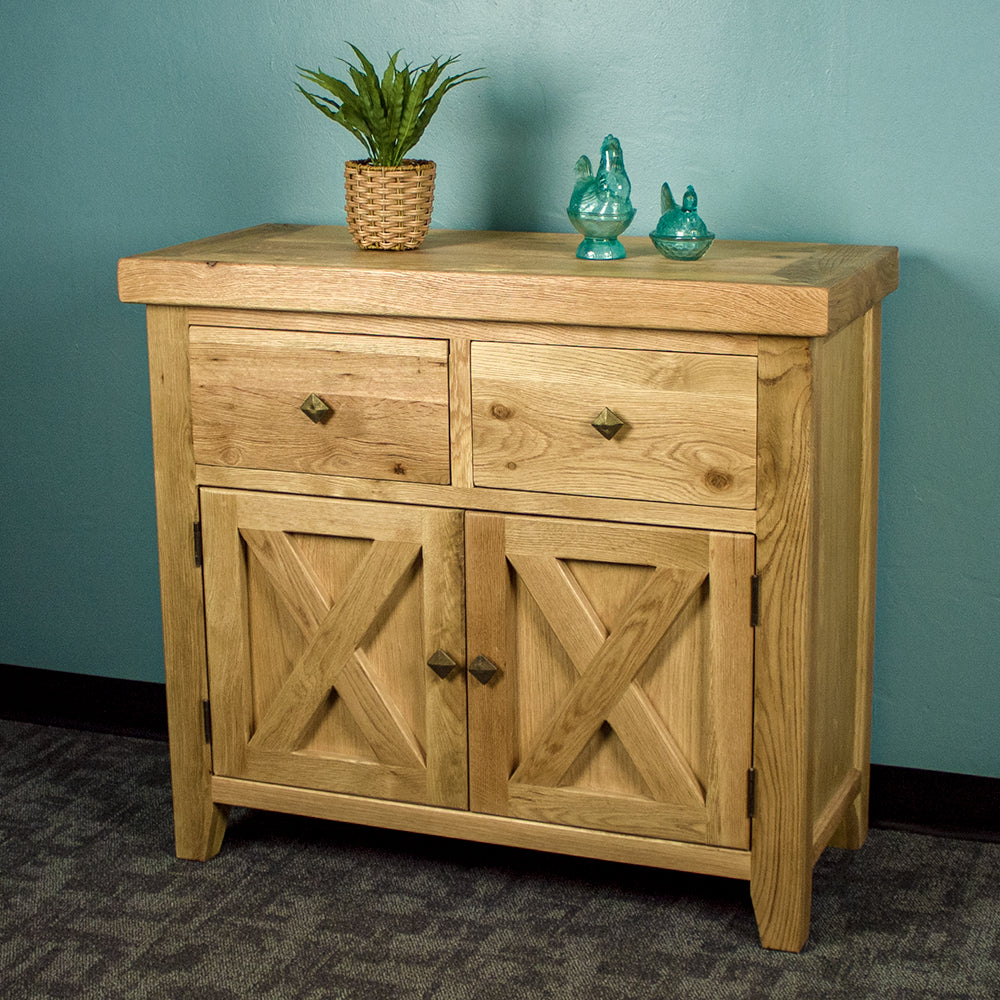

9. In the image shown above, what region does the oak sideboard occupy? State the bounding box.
[118,225,897,950]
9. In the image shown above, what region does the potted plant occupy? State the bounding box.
[297,44,484,250]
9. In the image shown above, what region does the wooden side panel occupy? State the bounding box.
[472,342,758,508]
[809,315,869,848]
[844,304,881,847]
[189,327,450,484]
[145,305,229,860]
[824,306,881,850]
[467,513,754,848]
[200,490,468,809]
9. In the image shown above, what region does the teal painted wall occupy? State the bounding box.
[2,1,997,777]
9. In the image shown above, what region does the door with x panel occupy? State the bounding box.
[200,489,468,809]
[466,512,755,848]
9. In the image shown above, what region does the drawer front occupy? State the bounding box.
[190,327,451,483]
[471,342,757,508]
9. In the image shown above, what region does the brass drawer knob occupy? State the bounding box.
[591,406,625,440]
[300,393,332,424]
[427,648,458,679]
[468,654,500,685]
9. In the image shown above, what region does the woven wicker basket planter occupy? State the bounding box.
[344,159,436,250]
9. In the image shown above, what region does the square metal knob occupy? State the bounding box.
[591,406,625,440]
[468,654,499,685]
[427,648,458,679]
[300,393,332,424]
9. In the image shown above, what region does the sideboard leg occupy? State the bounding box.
[164,684,228,860]
[830,765,869,851]
[749,727,813,951]
[173,798,229,861]
[750,826,813,952]
[146,304,229,861]
[752,333,816,952]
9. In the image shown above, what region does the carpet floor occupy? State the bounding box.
[1,719,998,999]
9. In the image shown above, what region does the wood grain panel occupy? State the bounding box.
[751,335,816,951]
[705,532,756,847]
[184,307,760,356]
[510,567,707,788]
[507,785,708,842]
[472,342,757,507]
[189,326,450,483]
[831,306,881,850]
[211,775,753,881]
[468,513,754,848]
[465,512,515,815]
[506,553,704,806]
[448,336,474,489]
[810,317,866,831]
[120,226,898,336]
[200,490,468,809]
[194,464,758,533]
[420,507,468,809]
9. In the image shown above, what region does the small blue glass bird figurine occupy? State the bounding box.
[649,182,715,260]
[567,134,636,260]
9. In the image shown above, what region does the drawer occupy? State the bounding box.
[471,342,757,508]
[190,327,451,483]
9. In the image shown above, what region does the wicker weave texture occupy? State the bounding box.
[344,159,436,250]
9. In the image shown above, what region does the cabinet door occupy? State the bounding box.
[200,489,467,809]
[466,513,754,848]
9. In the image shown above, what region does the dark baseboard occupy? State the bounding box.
[2,664,997,842]
[2,663,168,741]
[868,763,999,843]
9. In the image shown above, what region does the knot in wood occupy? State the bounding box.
[704,469,733,492]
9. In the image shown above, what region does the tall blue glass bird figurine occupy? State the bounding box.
[567,134,636,259]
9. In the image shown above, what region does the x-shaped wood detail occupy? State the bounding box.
[508,554,708,806]
[241,528,426,769]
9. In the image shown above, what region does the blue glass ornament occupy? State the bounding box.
[567,135,636,260]
[649,183,715,260]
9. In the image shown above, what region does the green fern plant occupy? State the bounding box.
[296,44,485,167]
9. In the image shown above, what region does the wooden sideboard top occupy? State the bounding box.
[118,224,898,336]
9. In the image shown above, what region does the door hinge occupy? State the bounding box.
[193,522,203,567]
[750,573,760,627]
[747,767,757,818]
[202,699,212,744]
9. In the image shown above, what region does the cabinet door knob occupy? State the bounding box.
[591,406,626,440]
[468,654,500,685]
[427,648,458,679]
[300,393,333,423]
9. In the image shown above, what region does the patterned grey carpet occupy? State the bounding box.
[1,718,998,999]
